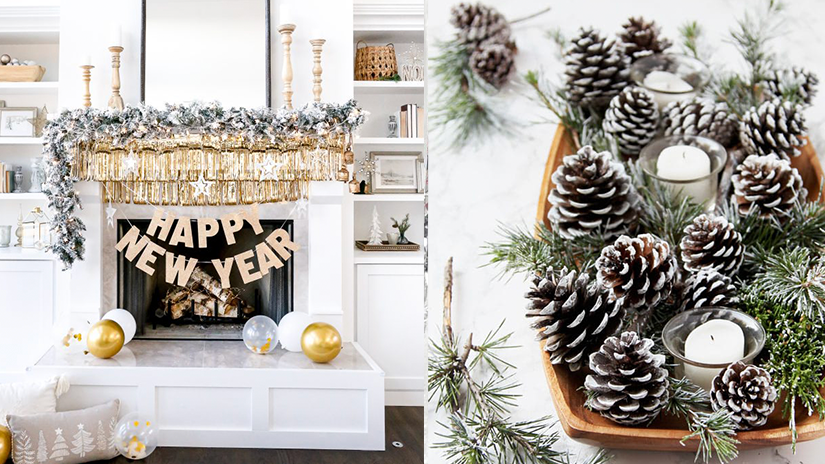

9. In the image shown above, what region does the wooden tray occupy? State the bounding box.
[535,125,825,451]
[0,65,45,82]
[355,240,420,251]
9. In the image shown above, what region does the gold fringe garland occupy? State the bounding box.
[72,134,347,205]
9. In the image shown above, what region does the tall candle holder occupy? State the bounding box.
[278,24,296,109]
[310,39,325,103]
[108,46,125,110]
[80,65,94,108]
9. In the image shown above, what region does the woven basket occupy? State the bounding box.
[354,41,397,81]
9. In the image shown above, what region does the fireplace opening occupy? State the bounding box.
[117,218,294,340]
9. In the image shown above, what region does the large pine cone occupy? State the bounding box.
[548,146,641,239]
[564,28,630,108]
[739,99,807,159]
[662,98,740,147]
[525,269,624,372]
[450,3,511,47]
[711,361,778,430]
[469,42,514,89]
[619,16,672,63]
[603,86,660,156]
[596,234,677,310]
[585,331,669,425]
[732,154,806,218]
[680,214,744,275]
[759,66,819,106]
[680,269,738,311]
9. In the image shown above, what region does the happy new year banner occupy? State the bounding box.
[114,204,300,288]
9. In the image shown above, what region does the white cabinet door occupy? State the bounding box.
[0,260,54,372]
[356,264,425,406]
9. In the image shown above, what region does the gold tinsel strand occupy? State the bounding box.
[72,134,346,205]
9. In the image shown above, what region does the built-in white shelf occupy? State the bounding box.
[0,30,59,45]
[354,137,424,146]
[353,247,424,265]
[0,81,58,95]
[0,192,45,200]
[352,193,424,202]
[354,81,424,95]
[0,247,54,261]
[0,137,43,145]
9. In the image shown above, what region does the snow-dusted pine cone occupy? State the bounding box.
[469,42,515,89]
[525,269,624,372]
[603,86,660,156]
[732,154,806,218]
[564,28,630,108]
[680,269,738,311]
[450,3,512,47]
[680,214,744,275]
[739,99,807,159]
[619,16,672,63]
[662,98,740,147]
[758,66,819,106]
[711,361,778,430]
[596,234,677,310]
[548,145,641,239]
[585,332,669,425]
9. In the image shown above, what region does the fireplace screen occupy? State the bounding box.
[117,219,294,339]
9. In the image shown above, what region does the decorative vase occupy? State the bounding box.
[387,232,399,245]
[388,115,398,138]
[0,225,10,247]
[28,157,44,193]
[397,231,410,245]
[12,166,22,193]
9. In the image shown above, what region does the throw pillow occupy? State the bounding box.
[6,399,120,464]
[0,376,70,427]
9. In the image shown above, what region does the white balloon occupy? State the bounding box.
[278,312,313,352]
[103,309,137,345]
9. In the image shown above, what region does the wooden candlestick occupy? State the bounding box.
[108,46,124,110]
[310,39,325,102]
[80,65,94,108]
[278,24,296,109]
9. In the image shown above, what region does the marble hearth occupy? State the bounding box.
[31,341,385,450]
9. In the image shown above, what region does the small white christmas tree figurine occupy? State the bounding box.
[50,428,70,461]
[368,206,383,245]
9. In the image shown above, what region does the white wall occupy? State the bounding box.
[56,0,354,330]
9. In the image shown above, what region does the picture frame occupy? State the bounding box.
[0,107,37,137]
[369,151,422,194]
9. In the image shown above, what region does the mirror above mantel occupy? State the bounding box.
[140,0,272,107]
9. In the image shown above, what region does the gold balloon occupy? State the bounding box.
[301,322,342,363]
[87,320,125,359]
[0,425,10,464]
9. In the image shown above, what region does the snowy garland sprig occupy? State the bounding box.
[42,100,366,269]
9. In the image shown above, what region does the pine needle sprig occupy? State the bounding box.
[741,294,825,449]
[431,39,514,151]
[664,377,711,419]
[749,247,825,322]
[482,222,606,278]
[678,21,708,62]
[682,409,740,464]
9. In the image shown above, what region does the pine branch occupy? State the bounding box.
[431,39,515,151]
[678,21,707,62]
[749,247,825,322]
[682,409,740,464]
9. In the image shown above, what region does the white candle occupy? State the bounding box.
[656,145,714,206]
[111,25,122,47]
[683,319,745,391]
[280,3,292,25]
[82,55,92,66]
[644,70,696,108]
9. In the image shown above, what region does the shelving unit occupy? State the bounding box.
[0,81,59,95]
[348,0,426,408]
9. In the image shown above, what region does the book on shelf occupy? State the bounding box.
[0,163,17,193]
[398,104,425,138]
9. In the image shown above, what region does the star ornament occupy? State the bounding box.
[122,150,139,176]
[106,202,117,228]
[258,157,284,181]
[190,173,214,199]
[295,197,309,217]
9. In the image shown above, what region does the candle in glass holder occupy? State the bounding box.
[656,145,713,206]
[644,70,696,108]
[683,319,745,391]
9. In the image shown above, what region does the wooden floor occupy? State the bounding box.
[101,407,423,464]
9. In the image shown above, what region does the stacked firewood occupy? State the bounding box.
[161,267,253,319]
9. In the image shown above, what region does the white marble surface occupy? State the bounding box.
[426,1,825,463]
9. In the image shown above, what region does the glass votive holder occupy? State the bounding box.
[639,135,727,212]
[0,225,10,247]
[662,307,766,392]
[630,54,710,109]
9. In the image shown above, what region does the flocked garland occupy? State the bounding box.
[42,100,366,269]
